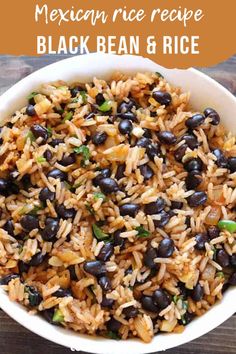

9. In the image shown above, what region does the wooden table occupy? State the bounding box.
[0,54,235,354]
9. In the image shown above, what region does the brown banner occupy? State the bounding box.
[0,0,235,68]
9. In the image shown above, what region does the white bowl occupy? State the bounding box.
[0,53,236,354]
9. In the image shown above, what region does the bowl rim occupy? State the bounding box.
[0,53,236,354]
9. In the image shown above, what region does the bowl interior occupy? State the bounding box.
[0,53,236,354]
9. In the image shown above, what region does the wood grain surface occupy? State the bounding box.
[0,54,235,354]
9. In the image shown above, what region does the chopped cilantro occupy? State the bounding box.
[93,192,106,202]
[99,100,112,112]
[135,226,150,238]
[85,203,95,216]
[74,145,90,166]
[36,156,46,163]
[27,92,38,100]
[92,224,110,241]
[52,309,64,323]
[80,91,87,104]
[46,127,52,136]
[106,331,121,340]
[26,131,36,142]
[63,111,73,122]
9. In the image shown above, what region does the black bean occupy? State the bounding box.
[228,157,236,173]
[171,201,183,210]
[143,128,152,139]
[122,306,139,319]
[59,153,76,166]
[26,286,42,306]
[30,125,48,144]
[146,143,161,161]
[119,203,140,217]
[113,229,125,249]
[98,276,111,292]
[9,170,19,181]
[154,210,172,229]
[49,138,64,147]
[0,273,19,285]
[157,238,175,258]
[21,175,32,190]
[141,296,159,313]
[185,171,202,190]
[144,198,165,215]
[28,252,46,266]
[3,220,14,236]
[8,182,19,195]
[0,178,8,195]
[178,282,189,299]
[191,283,204,301]
[158,131,177,145]
[26,105,36,116]
[194,233,209,250]
[39,187,55,202]
[97,242,114,262]
[204,108,220,125]
[212,149,228,168]
[174,144,187,162]
[28,95,37,106]
[185,114,205,129]
[230,254,236,268]
[187,191,207,207]
[117,100,136,113]
[18,261,30,274]
[68,265,78,280]
[139,164,154,180]
[83,260,106,277]
[143,246,158,270]
[20,215,39,231]
[207,226,220,240]
[56,205,76,219]
[228,272,236,285]
[153,289,171,309]
[117,112,137,122]
[93,168,111,187]
[95,93,105,106]
[154,210,171,229]
[69,86,84,98]
[180,312,195,326]
[182,134,199,149]
[99,178,119,194]
[118,119,133,135]
[101,296,114,308]
[152,91,172,106]
[41,218,59,241]
[184,158,203,172]
[47,169,67,181]
[41,309,55,324]
[107,318,122,332]
[136,137,151,148]
[150,111,157,117]
[216,249,230,268]
[53,288,72,298]
[125,267,133,275]
[92,131,108,146]
[44,149,53,162]
[115,164,125,180]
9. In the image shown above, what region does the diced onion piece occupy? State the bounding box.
[35,98,51,116]
[160,318,178,332]
[205,206,221,225]
[201,264,216,281]
[103,144,129,162]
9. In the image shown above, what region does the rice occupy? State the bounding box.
[0,71,235,343]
